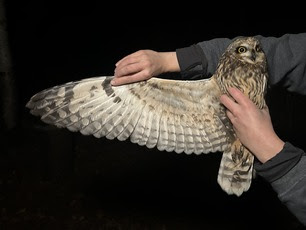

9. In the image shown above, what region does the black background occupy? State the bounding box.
[1,1,306,229]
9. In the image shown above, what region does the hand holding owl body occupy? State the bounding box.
[26,37,268,196]
[220,87,284,163]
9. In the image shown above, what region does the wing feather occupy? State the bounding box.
[145,109,161,149]
[165,114,176,152]
[157,110,169,151]
[26,75,233,155]
[137,105,153,146]
[116,108,139,141]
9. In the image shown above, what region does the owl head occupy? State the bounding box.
[225,36,266,65]
[215,36,269,99]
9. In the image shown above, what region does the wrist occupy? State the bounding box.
[256,136,285,163]
[160,52,180,73]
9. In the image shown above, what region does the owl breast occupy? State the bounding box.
[215,57,268,109]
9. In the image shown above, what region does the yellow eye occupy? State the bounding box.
[237,46,247,53]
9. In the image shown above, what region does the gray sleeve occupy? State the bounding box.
[256,33,306,95]
[175,38,231,79]
[254,142,306,225]
[176,33,306,95]
[253,142,306,226]
[270,154,306,226]
[254,142,304,183]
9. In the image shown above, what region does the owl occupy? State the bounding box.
[26,36,268,196]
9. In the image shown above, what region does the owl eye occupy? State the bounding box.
[237,46,247,53]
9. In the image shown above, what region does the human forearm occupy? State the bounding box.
[246,127,284,164]
[254,142,304,183]
[176,38,232,79]
[160,52,180,72]
[256,33,306,94]
[256,148,306,226]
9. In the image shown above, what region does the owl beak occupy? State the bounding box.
[250,50,256,62]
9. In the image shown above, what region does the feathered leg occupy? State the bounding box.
[217,139,254,196]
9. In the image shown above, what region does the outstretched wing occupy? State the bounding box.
[26,76,234,155]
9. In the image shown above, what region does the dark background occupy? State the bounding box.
[1,1,306,229]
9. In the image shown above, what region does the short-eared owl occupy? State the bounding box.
[26,36,268,196]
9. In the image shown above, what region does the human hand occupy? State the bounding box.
[220,87,285,163]
[112,50,179,86]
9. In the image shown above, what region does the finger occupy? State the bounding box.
[111,71,147,86]
[225,109,236,123]
[111,76,133,86]
[227,87,250,106]
[115,51,142,66]
[115,55,140,72]
[114,62,144,78]
[115,53,136,66]
[220,94,238,113]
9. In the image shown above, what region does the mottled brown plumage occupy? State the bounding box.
[214,37,268,195]
[26,36,268,196]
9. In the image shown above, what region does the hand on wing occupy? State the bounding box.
[112,50,179,86]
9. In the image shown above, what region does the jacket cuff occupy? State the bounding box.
[254,142,304,183]
[175,44,208,79]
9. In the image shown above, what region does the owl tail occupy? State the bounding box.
[217,139,254,196]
